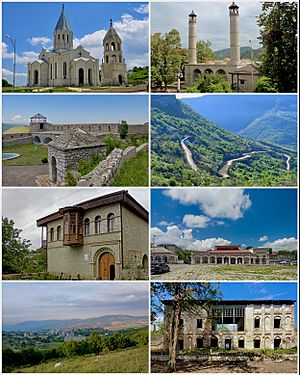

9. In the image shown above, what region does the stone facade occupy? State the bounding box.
[77,143,148,187]
[164,300,296,350]
[151,246,178,263]
[185,2,260,92]
[100,19,128,86]
[37,190,149,280]
[47,129,106,185]
[28,5,99,87]
[29,113,148,145]
[191,245,270,265]
[2,133,33,147]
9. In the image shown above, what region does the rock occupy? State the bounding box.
[54,362,64,367]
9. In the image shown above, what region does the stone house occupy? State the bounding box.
[37,190,149,280]
[163,299,296,350]
[191,245,270,265]
[151,246,179,263]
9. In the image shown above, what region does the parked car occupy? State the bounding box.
[151,261,170,274]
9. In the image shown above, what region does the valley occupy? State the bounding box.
[151,95,297,187]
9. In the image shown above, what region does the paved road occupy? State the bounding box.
[284,154,291,171]
[181,137,198,171]
[2,165,48,186]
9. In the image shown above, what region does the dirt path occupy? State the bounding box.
[284,154,291,171]
[2,165,48,186]
[181,137,198,171]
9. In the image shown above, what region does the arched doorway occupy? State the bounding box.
[217,69,227,77]
[33,135,41,144]
[205,68,213,77]
[79,68,84,85]
[51,156,57,183]
[142,254,148,271]
[202,257,208,264]
[34,70,39,85]
[99,252,115,280]
[193,69,202,82]
[224,257,229,265]
[88,69,92,85]
[118,75,123,85]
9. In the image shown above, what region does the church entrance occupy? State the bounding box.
[51,156,57,183]
[34,70,39,85]
[225,338,232,349]
[118,75,123,85]
[99,252,115,280]
[79,68,84,85]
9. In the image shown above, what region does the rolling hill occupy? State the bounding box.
[2,123,29,133]
[214,46,262,59]
[239,99,297,148]
[3,314,148,332]
[151,95,297,187]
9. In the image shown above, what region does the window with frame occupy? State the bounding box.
[95,216,101,234]
[107,213,115,232]
[57,226,61,241]
[84,218,90,235]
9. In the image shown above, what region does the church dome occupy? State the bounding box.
[103,19,121,42]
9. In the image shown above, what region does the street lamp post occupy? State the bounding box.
[6,34,16,88]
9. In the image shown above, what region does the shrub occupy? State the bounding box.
[41,157,48,164]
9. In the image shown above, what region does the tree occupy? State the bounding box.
[2,217,31,274]
[257,2,297,92]
[120,120,128,139]
[151,282,221,372]
[151,29,182,91]
[2,79,12,87]
[196,40,217,63]
[255,76,278,93]
[189,73,232,93]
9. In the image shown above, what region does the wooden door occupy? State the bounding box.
[99,252,115,280]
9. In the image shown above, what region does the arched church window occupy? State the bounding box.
[55,63,57,79]
[62,34,65,40]
[50,64,53,79]
[57,226,61,241]
[107,213,115,232]
[95,216,101,234]
[106,56,109,64]
[63,62,67,79]
[50,228,54,242]
[119,56,122,63]
[112,55,116,63]
[58,34,60,40]
[111,42,116,51]
[84,218,90,235]
[67,35,69,43]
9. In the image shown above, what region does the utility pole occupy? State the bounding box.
[6,34,16,88]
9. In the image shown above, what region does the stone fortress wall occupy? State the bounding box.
[77,143,148,187]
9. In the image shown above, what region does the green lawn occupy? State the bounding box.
[17,346,148,373]
[3,144,48,166]
[112,151,149,186]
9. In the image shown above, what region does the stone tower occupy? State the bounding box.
[53,4,73,51]
[188,10,197,64]
[101,19,127,86]
[229,2,240,65]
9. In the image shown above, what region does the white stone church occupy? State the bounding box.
[28,5,127,87]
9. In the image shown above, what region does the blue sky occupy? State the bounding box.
[180,94,297,133]
[2,95,148,124]
[152,282,298,324]
[3,282,149,324]
[151,0,262,50]
[2,2,149,85]
[151,188,298,251]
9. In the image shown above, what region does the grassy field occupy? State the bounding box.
[152,264,297,281]
[3,144,48,166]
[16,346,148,373]
[112,151,149,186]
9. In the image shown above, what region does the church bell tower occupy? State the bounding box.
[53,4,73,51]
[229,2,240,65]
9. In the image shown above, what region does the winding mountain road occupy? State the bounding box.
[181,137,198,171]
[284,154,291,171]
[219,151,268,178]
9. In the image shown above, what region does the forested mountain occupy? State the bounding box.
[239,99,297,148]
[151,95,297,187]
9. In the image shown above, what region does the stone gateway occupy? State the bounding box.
[37,190,149,280]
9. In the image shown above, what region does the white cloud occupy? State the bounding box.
[2,68,27,78]
[10,115,23,122]
[183,214,210,228]
[151,225,230,251]
[164,188,251,220]
[264,237,298,251]
[28,36,52,46]
[259,235,269,242]
[134,4,149,14]
[2,42,39,64]
[74,13,149,69]
[159,220,174,226]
